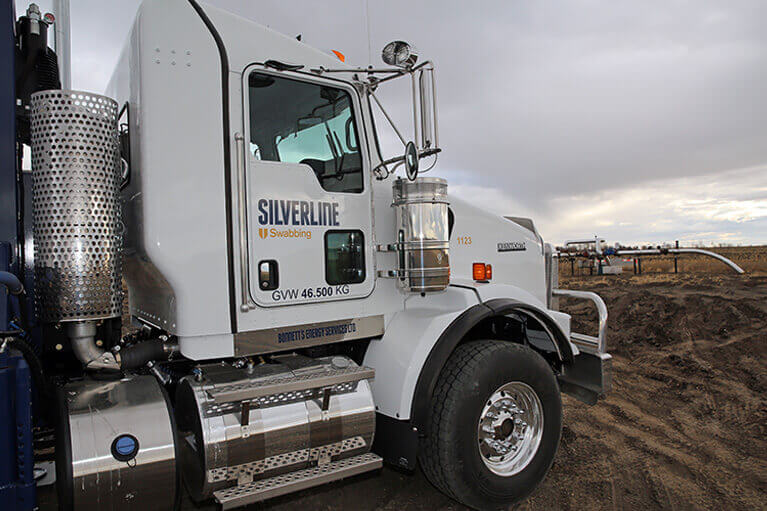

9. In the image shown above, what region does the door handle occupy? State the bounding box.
[258,260,279,291]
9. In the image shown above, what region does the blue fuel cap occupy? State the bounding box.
[111,434,139,462]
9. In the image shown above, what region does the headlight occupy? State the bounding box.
[382,41,418,68]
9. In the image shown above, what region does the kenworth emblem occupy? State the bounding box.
[498,241,527,252]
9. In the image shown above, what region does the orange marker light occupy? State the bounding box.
[331,50,346,62]
[473,263,487,281]
[485,264,492,280]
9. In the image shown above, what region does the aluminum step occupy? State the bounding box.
[213,453,383,509]
[206,365,375,404]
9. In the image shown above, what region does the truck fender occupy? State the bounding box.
[410,297,574,434]
[365,287,574,469]
[364,286,481,421]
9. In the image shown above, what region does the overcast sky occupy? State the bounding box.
[19,0,767,245]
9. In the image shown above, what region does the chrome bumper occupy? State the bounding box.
[552,289,612,405]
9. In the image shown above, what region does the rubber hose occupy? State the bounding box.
[0,271,23,295]
[119,339,167,370]
[5,336,49,421]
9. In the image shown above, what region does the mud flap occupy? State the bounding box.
[372,413,419,471]
[558,351,612,405]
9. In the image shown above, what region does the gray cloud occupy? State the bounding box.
[20,0,767,245]
[454,164,767,246]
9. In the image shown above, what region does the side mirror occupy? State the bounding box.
[418,69,435,149]
[366,56,441,180]
[404,141,419,180]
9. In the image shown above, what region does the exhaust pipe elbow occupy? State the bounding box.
[67,323,179,372]
[67,322,119,371]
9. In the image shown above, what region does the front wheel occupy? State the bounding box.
[420,340,562,510]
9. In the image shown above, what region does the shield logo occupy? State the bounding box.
[259,228,268,239]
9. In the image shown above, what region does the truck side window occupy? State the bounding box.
[325,230,365,285]
[248,72,364,193]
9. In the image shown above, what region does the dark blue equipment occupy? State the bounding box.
[1,0,38,508]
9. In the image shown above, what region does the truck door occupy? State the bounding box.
[241,66,375,308]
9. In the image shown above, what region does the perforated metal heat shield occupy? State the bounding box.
[30,90,122,322]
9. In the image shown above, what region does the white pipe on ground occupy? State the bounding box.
[615,248,745,274]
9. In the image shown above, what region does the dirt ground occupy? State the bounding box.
[532,272,767,511]
[42,272,767,510]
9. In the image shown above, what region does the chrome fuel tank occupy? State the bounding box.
[175,354,375,501]
[56,375,178,511]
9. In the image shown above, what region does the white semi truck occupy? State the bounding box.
[2,1,611,510]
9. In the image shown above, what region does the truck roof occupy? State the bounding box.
[108,0,352,95]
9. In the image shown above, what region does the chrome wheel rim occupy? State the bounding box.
[477,381,544,476]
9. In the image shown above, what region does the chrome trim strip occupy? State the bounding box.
[234,315,385,356]
[235,132,256,312]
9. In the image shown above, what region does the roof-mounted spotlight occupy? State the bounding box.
[382,41,418,69]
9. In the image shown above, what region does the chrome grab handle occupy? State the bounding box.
[377,268,449,278]
[235,132,256,312]
[552,289,608,354]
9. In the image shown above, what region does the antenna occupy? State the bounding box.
[364,0,372,65]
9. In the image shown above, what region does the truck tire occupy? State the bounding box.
[420,340,562,510]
